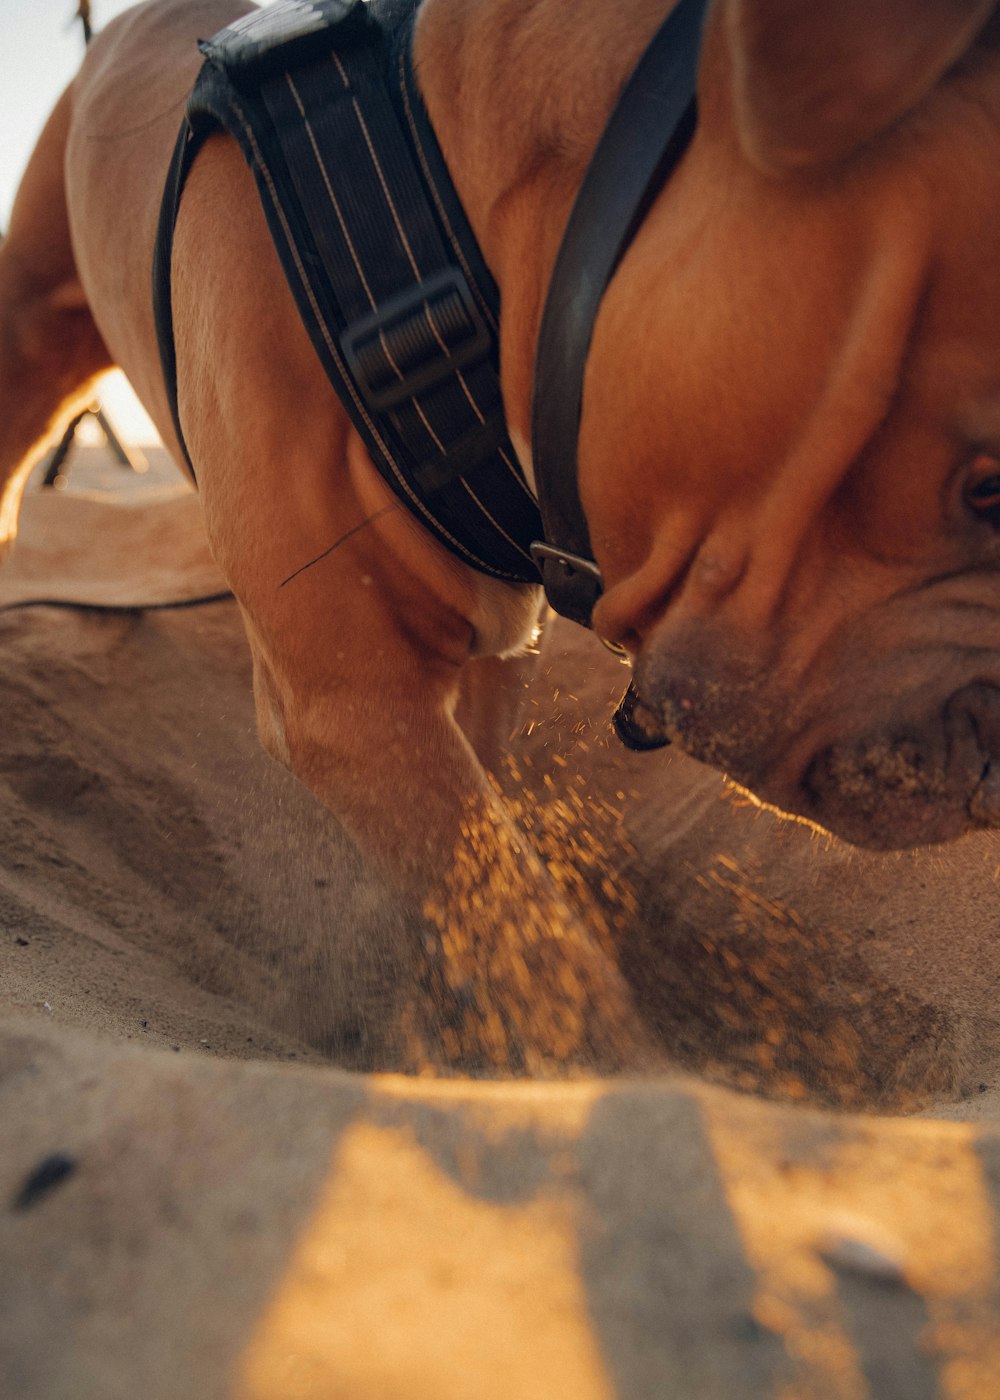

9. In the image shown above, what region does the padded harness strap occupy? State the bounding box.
[152,0,543,583]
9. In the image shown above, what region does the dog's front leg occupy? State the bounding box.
[172,134,653,1076]
[201,454,650,1077]
[0,88,113,553]
[235,582,653,1078]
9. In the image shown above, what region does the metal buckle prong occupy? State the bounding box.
[529,540,604,629]
[528,541,603,585]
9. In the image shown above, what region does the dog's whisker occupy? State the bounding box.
[277,504,400,589]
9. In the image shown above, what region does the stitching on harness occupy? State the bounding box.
[348,91,424,285]
[333,49,424,288]
[498,445,538,502]
[412,397,446,455]
[330,51,509,534]
[425,295,535,503]
[451,364,537,506]
[421,303,449,357]
[331,49,351,90]
[226,92,519,579]
[401,54,537,511]
[377,328,406,381]
[336,34,536,568]
[459,479,534,562]
[397,49,498,334]
[424,302,482,428]
[454,366,485,424]
[285,73,377,311]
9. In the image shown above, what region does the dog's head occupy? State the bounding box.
[561,0,1000,848]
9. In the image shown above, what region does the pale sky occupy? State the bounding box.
[0,0,269,442]
[1,1,173,439]
[0,0,144,228]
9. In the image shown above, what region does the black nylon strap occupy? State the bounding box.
[530,0,708,625]
[152,0,543,582]
[152,119,198,481]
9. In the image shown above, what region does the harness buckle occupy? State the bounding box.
[342,268,492,413]
[529,542,604,628]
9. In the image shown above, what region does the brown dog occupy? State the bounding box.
[3,0,1000,1069]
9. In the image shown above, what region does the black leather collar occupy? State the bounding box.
[530,0,708,627]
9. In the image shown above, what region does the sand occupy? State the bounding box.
[4,443,1000,1397]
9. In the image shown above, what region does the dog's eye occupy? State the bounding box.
[965,453,1000,520]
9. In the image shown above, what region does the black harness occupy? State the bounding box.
[153,0,706,741]
[154,0,543,582]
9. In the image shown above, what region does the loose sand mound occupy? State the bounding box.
[4,456,1000,1397]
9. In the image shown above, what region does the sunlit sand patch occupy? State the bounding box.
[235,1119,613,1400]
[373,1071,604,1136]
[703,1095,1000,1399]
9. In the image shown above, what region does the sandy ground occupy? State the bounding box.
[4,439,1000,1397]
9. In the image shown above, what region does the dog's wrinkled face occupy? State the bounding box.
[583,0,1000,848]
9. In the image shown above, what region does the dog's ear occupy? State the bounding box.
[717,0,997,174]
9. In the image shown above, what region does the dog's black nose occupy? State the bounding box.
[612,682,671,752]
